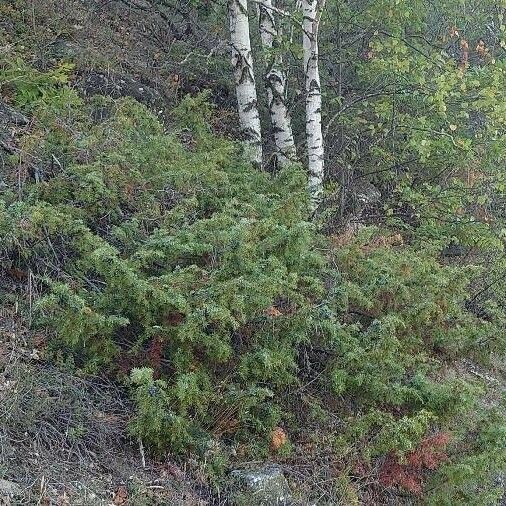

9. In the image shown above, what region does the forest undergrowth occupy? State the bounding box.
[0,0,505,504]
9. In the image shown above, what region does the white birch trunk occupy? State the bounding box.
[258,0,296,167]
[302,0,325,208]
[228,0,263,167]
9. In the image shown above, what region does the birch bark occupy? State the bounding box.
[228,0,263,167]
[302,0,325,208]
[258,0,296,167]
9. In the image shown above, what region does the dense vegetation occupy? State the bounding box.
[0,0,505,504]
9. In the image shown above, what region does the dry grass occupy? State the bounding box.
[0,300,217,505]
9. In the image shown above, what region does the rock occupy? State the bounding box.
[351,180,381,207]
[47,37,81,60]
[338,180,381,228]
[0,479,22,504]
[229,466,293,506]
[0,101,28,129]
[76,70,162,109]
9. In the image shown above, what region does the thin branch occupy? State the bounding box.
[323,90,394,139]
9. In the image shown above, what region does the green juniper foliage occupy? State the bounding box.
[0,61,321,452]
[1,14,505,500]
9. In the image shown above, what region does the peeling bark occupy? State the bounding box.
[228,0,263,167]
[302,0,325,209]
[258,0,296,168]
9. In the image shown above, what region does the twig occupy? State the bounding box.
[138,437,146,468]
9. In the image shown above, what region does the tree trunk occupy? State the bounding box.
[302,0,325,209]
[258,0,296,168]
[228,0,263,167]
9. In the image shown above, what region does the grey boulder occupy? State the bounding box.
[229,466,293,506]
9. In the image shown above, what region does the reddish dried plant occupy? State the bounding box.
[148,335,164,376]
[476,40,489,58]
[459,39,469,72]
[270,426,288,451]
[379,432,451,496]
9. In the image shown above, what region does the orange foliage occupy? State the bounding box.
[379,432,451,496]
[459,39,469,72]
[264,306,283,318]
[112,486,128,505]
[271,426,288,451]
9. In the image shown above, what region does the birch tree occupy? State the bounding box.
[302,0,325,208]
[228,0,263,167]
[258,0,296,167]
